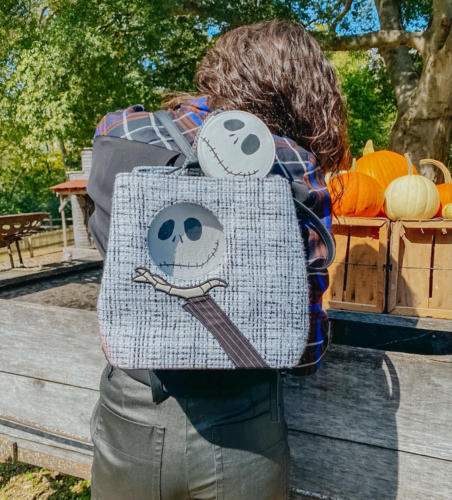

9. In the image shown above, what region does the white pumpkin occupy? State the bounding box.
[442,203,452,219]
[384,154,440,221]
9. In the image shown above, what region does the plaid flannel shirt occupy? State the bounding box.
[95,96,332,375]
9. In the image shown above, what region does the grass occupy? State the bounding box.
[0,462,90,500]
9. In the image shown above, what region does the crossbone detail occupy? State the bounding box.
[133,268,227,299]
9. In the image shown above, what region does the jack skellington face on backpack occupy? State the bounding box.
[147,202,225,281]
[197,111,275,179]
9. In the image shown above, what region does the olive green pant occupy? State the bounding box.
[90,366,289,500]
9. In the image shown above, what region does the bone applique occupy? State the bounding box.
[133,268,227,299]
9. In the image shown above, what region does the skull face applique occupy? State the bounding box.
[197,110,275,178]
[147,202,225,280]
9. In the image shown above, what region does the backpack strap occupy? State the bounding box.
[154,110,200,168]
[293,198,336,272]
[155,109,335,271]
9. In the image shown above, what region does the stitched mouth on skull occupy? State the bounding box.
[148,202,225,280]
[201,136,259,178]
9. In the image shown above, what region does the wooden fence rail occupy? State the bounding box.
[0,298,451,499]
[0,228,74,260]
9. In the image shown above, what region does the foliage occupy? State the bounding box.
[329,50,398,158]
[0,0,434,215]
[0,0,211,215]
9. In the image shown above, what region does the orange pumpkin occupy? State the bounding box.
[419,159,452,217]
[355,140,418,192]
[328,169,384,218]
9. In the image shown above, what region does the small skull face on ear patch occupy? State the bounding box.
[148,202,225,280]
[198,111,275,178]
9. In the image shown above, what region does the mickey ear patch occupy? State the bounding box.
[197,111,275,178]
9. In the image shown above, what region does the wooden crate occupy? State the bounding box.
[388,219,452,319]
[323,217,389,313]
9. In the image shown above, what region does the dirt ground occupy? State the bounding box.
[0,462,90,500]
[0,249,64,272]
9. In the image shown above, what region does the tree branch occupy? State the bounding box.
[330,0,354,33]
[321,29,425,53]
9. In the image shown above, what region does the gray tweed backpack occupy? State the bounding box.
[98,110,334,370]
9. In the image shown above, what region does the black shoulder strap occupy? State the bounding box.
[154,110,199,167]
[293,198,336,271]
[155,109,335,271]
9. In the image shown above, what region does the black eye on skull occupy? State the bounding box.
[157,217,202,241]
[158,219,175,240]
[241,134,260,155]
[223,119,245,131]
[184,218,202,241]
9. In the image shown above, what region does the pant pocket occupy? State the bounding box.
[91,402,165,500]
[212,412,289,500]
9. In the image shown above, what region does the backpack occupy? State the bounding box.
[98,110,334,370]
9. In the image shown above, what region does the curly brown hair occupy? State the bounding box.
[165,20,349,174]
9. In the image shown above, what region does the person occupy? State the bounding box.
[87,19,348,500]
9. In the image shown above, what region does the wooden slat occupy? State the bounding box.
[284,346,452,461]
[333,216,390,227]
[289,430,452,500]
[387,220,401,312]
[323,225,349,304]
[398,219,452,229]
[0,434,92,478]
[397,227,432,309]
[391,306,452,320]
[0,371,99,440]
[325,300,381,313]
[0,299,104,389]
[430,227,452,311]
[326,309,452,332]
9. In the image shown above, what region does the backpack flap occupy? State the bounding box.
[99,169,309,370]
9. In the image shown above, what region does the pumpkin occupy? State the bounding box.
[442,203,452,219]
[355,140,418,192]
[419,159,452,217]
[384,154,440,221]
[327,162,384,217]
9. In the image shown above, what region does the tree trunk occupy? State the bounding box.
[375,0,452,181]
[389,39,452,181]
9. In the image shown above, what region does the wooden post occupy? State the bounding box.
[6,239,14,269]
[58,195,69,248]
[14,240,24,267]
[27,237,34,258]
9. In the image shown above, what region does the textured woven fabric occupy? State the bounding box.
[99,168,309,369]
[93,97,332,375]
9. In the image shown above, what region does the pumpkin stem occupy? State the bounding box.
[419,159,452,185]
[404,153,414,175]
[352,158,356,172]
[363,140,375,155]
